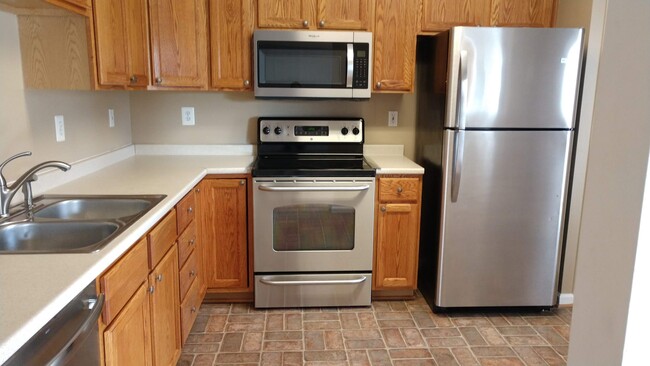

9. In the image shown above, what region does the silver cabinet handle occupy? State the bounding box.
[376,81,381,89]
[258,185,370,192]
[396,186,403,193]
[240,180,245,185]
[188,206,193,214]
[155,274,163,282]
[319,20,325,27]
[148,285,155,294]
[190,270,196,277]
[451,130,465,203]
[244,80,250,87]
[260,276,367,286]
[129,75,138,83]
[302,20,309,27]
[191,306,197,313]
[189,238,195,246]
[195,188,200,193]
[155,77,162,85]
[380,206,386,212]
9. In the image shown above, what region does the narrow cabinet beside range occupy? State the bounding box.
[373,175,423,296]
[196,177,253,300]
[98,187,204,365]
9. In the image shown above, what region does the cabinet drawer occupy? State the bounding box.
[180,278,201,345]
[179,250,199,300]
[178,220,197,267]
[148,209,178,270]
[100,238,149,325]
[379,178,420,202]
[176,190,196,233]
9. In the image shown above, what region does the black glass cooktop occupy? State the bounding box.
[252,155,376,177]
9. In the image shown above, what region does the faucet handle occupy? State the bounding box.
[0,151,32,186]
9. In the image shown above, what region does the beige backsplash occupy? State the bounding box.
[129,91,417,160]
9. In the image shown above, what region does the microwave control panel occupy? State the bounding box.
[259,119,363,143]
[353,44,370,89]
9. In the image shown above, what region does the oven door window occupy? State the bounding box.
[273,204,355,251]
[258,41,348,88]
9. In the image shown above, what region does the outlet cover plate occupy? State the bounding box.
[54,115,65,142]
[182,107,195,126]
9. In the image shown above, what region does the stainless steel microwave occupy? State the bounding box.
[253,30,372,99]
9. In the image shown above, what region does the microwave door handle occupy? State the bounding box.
[346,43,354,88]
[258,185,370,192]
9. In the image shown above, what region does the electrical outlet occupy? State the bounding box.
[54,115,65,142]
[388,111,398,127]
[108,109,115,128]
[181,107,195,126]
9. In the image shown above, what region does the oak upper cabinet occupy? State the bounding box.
[198,178,250,292]
[257,0,371,30]
[148,245,181,366]
[209,0,254,90]
[420,0,488,31]
[374,176,422,292]
[93,0,149,88]
[489,0,555,27]
[148,0,209,88]
[373,0,417,92]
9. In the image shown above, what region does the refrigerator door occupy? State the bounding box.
[445,27,583,130]
[437,130,572,307]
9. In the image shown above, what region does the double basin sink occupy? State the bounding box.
[0,195,165,254]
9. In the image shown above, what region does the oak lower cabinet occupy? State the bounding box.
[197,176,252,300]
[373,175,423,297]
[149,245,181,366]
[373,0,418,92]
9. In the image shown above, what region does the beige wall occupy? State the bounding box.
[568,0,650,364]
[0,11,131,181]
[555,0,594,294]
[130,91,417,159]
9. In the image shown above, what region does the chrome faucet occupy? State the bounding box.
[0,152,71,218]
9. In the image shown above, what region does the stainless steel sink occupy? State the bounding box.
[0,221,119,253]
[35,198,155,220]
[0,194,165,254]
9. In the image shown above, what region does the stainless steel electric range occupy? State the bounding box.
[252,117,376,308]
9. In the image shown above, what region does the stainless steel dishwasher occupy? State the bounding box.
[4,280,104,366]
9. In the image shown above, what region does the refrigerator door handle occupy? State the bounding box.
[457,50,468,129]
[451,130,464,202]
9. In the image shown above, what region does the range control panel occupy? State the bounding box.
[259,119,363,143]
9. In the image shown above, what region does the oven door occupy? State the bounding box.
[253,177,375,273]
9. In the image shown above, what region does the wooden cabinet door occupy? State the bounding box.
[316,0,371,30]
[420,0,488,31]
[374,203,420,289]
[257,0,314,29]
[149,245,181,366]
[209,0,254,90]
[198,179,249,290]
[103,283,153,366]
[149,0,208,88]
[489,0,555,27]
[93,0,149,87]
[373,0,417,92]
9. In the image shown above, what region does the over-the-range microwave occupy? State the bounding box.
[253,30,372,99]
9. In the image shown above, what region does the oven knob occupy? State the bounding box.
[352,127,360,135]
[274,127,283,135]
[341,127,349,135]
[262,126,271,135]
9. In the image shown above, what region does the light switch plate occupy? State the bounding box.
[182,107,195,126]
[54,115,65,142]
[108,109,115,128]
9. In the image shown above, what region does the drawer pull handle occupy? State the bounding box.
[260,276,367,286]
[148,285,155,294]
[397,186,403,194]
[190,270,196,277]
[195,188,200,193]
[380,206,386,212]
[189,239,195,246]
[156,274,163,282]
[188,206,193,214]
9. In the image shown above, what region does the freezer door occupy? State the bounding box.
[445,27,583,129]
[437,130,572,307]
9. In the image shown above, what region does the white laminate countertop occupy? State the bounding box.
[0,145,422,363]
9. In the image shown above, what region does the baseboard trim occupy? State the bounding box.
[559,293,574,305]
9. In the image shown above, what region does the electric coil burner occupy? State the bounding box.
[252,117,376,308]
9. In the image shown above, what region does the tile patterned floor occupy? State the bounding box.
[177,294,571,366]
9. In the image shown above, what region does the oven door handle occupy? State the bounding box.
[258,185,370,192]
[259,276,367,286]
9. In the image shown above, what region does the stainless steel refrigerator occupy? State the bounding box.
[415,27,584,309]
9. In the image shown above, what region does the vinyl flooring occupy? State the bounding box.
[177,294,571,366]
